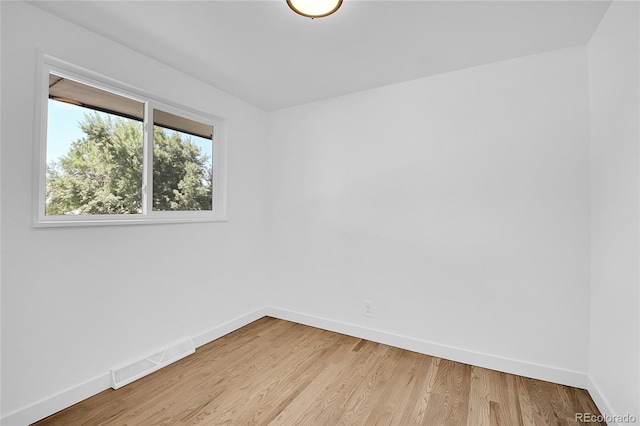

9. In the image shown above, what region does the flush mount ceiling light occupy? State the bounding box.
[286,0,343,18]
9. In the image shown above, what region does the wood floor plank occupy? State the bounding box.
[422,358,472,426]
[191,326,335,424]
[362,350,426,425]
[525,377,558,426]
[487,369,515,426]
[303,340,383,425]
[504,372,525,426]
[337,345,405,425]
[268,335,369,425]
[515,375,537,426]
[468,366,491,426]
[397,353,439,425]
[228,330,343,425]
[33,318,606,426]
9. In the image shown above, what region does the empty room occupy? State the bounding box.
[1,0,638,425]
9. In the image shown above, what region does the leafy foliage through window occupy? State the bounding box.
[46,110,145,215]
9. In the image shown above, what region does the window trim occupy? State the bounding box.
[34,54,227,227]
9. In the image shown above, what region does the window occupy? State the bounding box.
[35,56,226,226]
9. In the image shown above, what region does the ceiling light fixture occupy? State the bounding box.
[286,0,343,19]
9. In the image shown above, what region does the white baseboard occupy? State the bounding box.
[1,307,268,426]
[192,307,267,348]
[0,373,111,426]
[586,376,615,425]
[264,306,588,389]
[1,306,597,426]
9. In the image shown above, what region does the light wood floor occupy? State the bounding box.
[34,317,605,426]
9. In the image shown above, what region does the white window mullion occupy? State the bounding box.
[142,102,154,215]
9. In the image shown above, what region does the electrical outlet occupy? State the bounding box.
[363,300,373,318]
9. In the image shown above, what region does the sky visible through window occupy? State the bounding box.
[47,99,213,164]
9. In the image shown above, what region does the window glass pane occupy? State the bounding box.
[152,109,213,211]
[46,75,144,215]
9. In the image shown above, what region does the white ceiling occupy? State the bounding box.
[30,1,611,111]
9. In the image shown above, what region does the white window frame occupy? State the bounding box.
[33,55,227,227]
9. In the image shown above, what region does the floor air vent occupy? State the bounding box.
[110,339,195,389]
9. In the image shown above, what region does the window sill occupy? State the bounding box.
[33,216,228,228]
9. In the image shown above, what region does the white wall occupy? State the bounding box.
[588,1,640,422]
[1,1,269,421]
[267,46,592,381]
